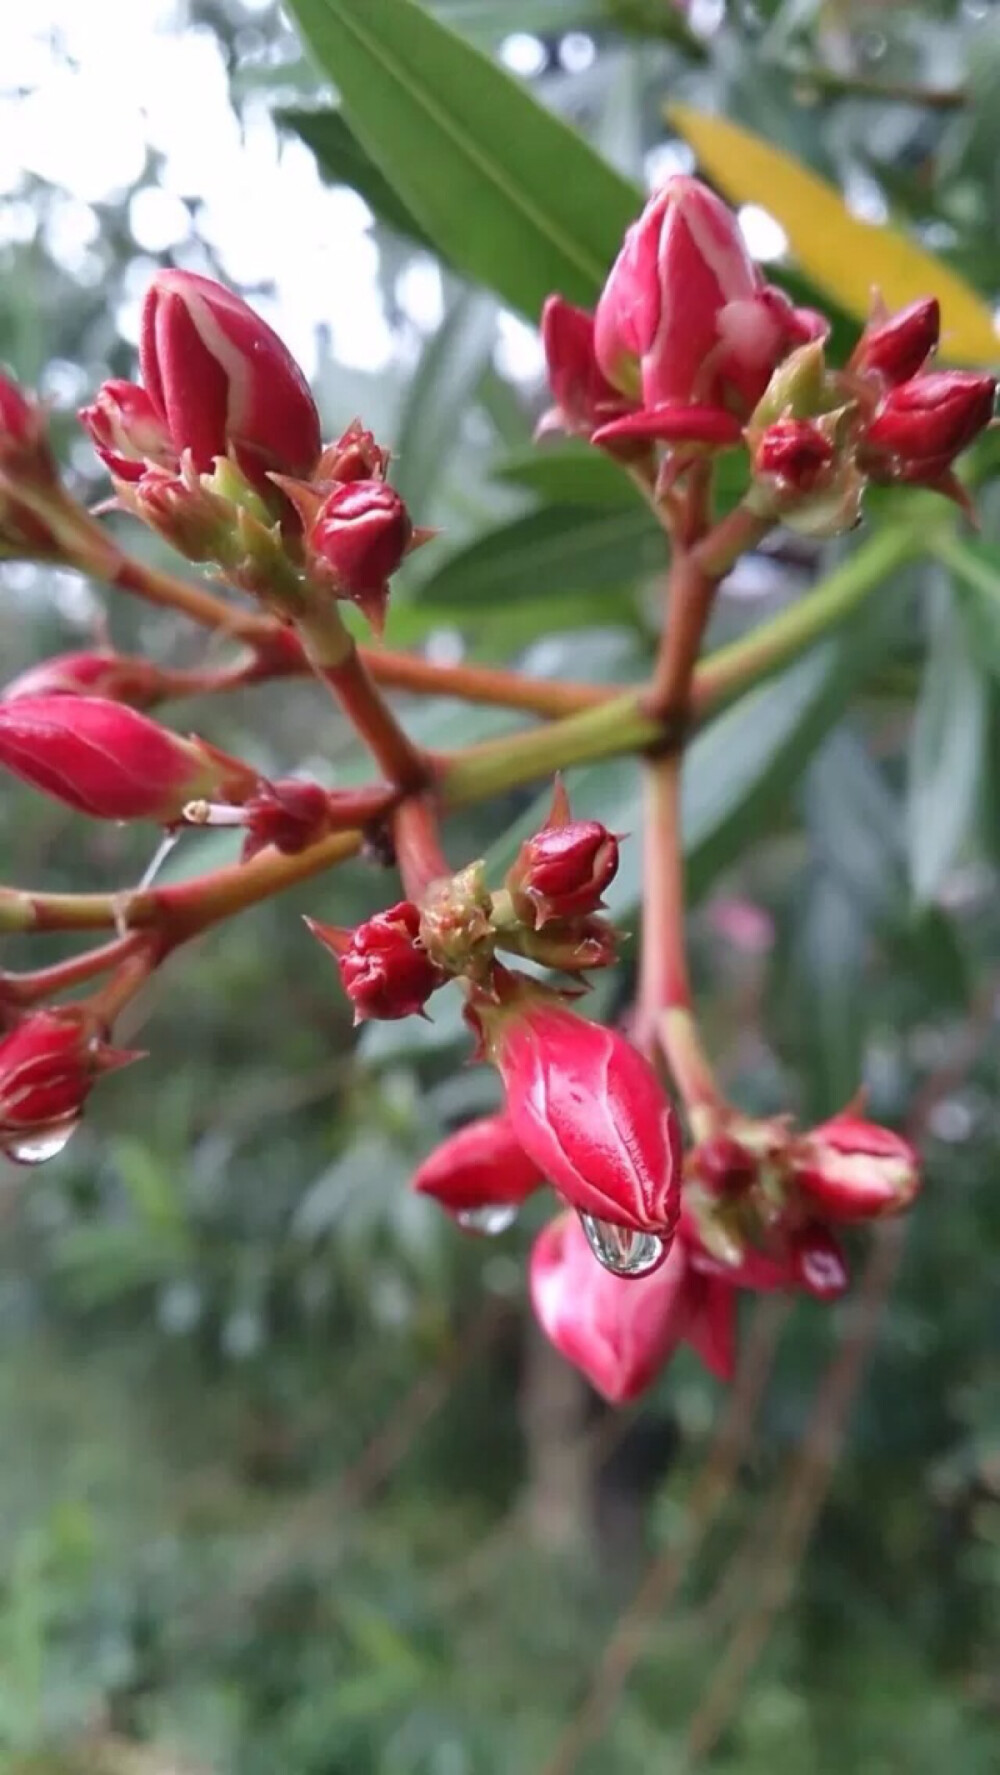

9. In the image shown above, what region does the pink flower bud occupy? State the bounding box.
[792,1114,920,1221]
[0,1009,137,1164]
[309,901,445,1023]
[862,371,995,477]
[412,1112,544,1216]
[507,820,619,927]
[241,778,332,863]
[2,650,163,709]
[0,695,252,822]
[120,463,231,562]
[538,297,635,441]
[307,480,413,626]
[593,177,810,415]
[139,270,321,490]
[851,297,939,387]
[530,1213,726,1402]
[752,418,834,493]
[478,994,681,1236]
[78,379,177,482]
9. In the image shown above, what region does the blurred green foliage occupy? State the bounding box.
[1,1,999,1769]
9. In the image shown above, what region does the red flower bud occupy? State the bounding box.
[592,403,743,450]
[2,650,163,709]
[315,420,390,485]
[593,177,820,415]
[78,379,177,482]
[507,820,619,927]
[307,480,412,627]
[752,418,834,492]
[0,1009,138,1165]
[791,1222,849,1300]
[530,1213,726,1403]
[0,373,62,556]
[139,271,321,491]
[121,463,231,562]
[241,778,332,862]
[851,297,939,387]
[479,994,681,1237]
[862,371,995,477]
[412,1112,544,1218]
[689,1133,758,1197]
[538,297,635,441]
[792,1114,920,1221]
[0,695,252,822]
[309,901,445,1023]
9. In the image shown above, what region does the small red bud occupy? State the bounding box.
[2,650,163,709]
[309,900,445,1022]
[507,820,619,928]
[241,778,332,862]
[690,1133,758,1197]
[412,1113,544,1217]
[0,1009,138,1164]
[862,371,995,478]
[851,297,940,387]
[78,379,177,482]
[307,480,412,629]
[0,372,62,556]
[752,417,835,492]
[792,1114,920,1221]
[315,420,390,485]
[0,695,251,822]
[538,297,635,442]
[791,1222,850,1300]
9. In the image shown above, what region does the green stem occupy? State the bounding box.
[692,522,922,716]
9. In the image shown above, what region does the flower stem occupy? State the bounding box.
[293,593,430,793]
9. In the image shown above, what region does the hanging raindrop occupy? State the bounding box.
[578,1212,668,1277]
[455,1203,519,1236]
[4,1117,79,1166]
[138,829,181,890]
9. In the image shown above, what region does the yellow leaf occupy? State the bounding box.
[669,105,999,367]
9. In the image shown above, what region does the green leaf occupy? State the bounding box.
[284,0,638,319]
[393,292,497,512]
[412,503,664,610]
[937,533,1000,679]
[497,445,645,509]
[907,581,987,906]
[279,108,432,247]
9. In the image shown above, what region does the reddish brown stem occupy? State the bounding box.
[393,794,451,897]
[0,933,147,1007]
[644,506,772,725]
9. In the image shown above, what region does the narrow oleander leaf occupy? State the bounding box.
[393,293,498,512]
[907,579,988,905]
[412,503,665,610]
[280,108,433,248]
[285,0,638,319]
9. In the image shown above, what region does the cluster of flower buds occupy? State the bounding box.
[0,374,76,559]
[541,175,995,526]
[309,789,623,1024]
[680,1110,920,1304]
[0,1008,139,1167]
[77,275,423,631]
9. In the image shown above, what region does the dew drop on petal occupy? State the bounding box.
[5,1117,80,1166]
[579,1212,668,1277]
[455,1204,519,1237]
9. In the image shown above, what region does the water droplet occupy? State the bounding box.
[455,1203,518,1237]
[5,1117,79,1166]
[579,1213,668,1278]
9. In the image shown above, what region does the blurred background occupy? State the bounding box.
[1,2,999,1769]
